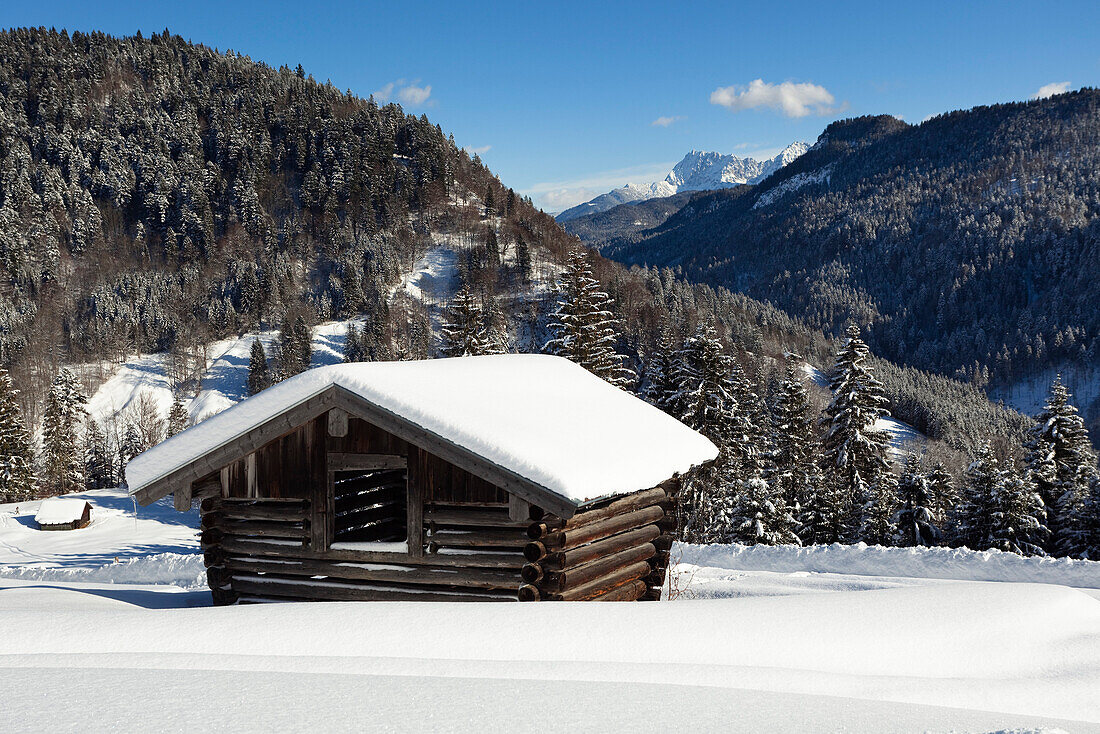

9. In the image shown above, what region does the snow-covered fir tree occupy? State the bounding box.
[82,419,114,490]
[641,326,679,414]
[728,475,801,546]
[544,249,634,389]
[1075,475,1100,560]
[41,367,88,495]
[248,338,270,394]
[670,324,740,449]
[166,397,189,437]
[441,285,500,357]
[278,315,312,378]
[344,324,365,363]
[956,441,1001,550]
[896,453,941,546]
[120,423,144,470]
[1023,376,1096,554]
[820,324,893,528]
[769,353,823,534]
[989,472,1049,556]
[858,470,898,546]
[0,368,35,501]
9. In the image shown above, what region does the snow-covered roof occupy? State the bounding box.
[34,497,90,526]
[126,354,718,507]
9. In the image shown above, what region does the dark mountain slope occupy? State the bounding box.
[597,94,1100,398]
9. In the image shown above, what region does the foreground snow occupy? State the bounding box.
[3,488,1100,731]
[0,579,1096,731]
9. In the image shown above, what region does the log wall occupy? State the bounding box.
[198,407,681,603]
[519,478,680,602]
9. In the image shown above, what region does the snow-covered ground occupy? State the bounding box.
[2,488,1100,731]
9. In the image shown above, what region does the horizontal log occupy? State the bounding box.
[517,584,540,602]
[527,487,667,539]
[224,557,521,590]
[541,506,665,552]
[204,518,309,540]
[426,508,528,529]
[540,543,656,593]
[215,536,525,569]
[538,525,662,570]
[427,501,510,510]
[230,575,515,602]
[524,540,548,563]
[202,496,308,512]
[205,505,310,523]
[549,561,652,601]
[427,530,528,548]
[591,578,647,602]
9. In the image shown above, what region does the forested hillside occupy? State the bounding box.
[0,27,1050,531]
[589,94,1100,434]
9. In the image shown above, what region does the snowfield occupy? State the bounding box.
[2,489,1100,731]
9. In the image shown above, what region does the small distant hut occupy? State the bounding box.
[35,497,93,531]
[126,355,718,603]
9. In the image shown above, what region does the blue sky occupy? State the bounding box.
[4,1,1099,211]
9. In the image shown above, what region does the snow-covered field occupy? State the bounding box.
[2,489,1100,731]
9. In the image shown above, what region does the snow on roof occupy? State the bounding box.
[127,354,718,505]
[34,497,90,526]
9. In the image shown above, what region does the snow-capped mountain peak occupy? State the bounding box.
[556,142,808,221]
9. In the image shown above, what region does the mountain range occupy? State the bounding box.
[554,143,809,221]
[567,93,1100,437]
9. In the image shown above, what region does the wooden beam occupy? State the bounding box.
[327,407,348,437]
[216,536,524,569]
[328,453,407,472]
[173,483,191,512]
[508,494,530,522]
[245,453,257,498]
[330,387,579,519]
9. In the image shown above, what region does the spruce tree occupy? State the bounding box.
[956,442,1001,550]
[120,423,144,469]
[82,418,114,489]
[0,368,35,501]
[989,471,1049,556]
[441,285,498,357]
[669,323,740,451]
[1076,474,1100,560]
[858,470,899,546]
[641,326,679,414]
[278,316,312,378]
[820,324,892,526]
[544,249,634,389]
[769,354,819,506]
[166,397,189,437]
[896,453,941,546]
[1023,376,1096,554]
[248,338,270,394]
[728,475,801,546]
[41,367,88,495]
[514,235,532,285]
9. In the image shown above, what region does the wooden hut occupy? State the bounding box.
[126,355,717,603]
[35,497,93,531]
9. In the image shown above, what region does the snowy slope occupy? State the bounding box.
[2,488,1100,729]
[556,143,809,221]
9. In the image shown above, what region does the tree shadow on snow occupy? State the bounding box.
[6,583,212,609]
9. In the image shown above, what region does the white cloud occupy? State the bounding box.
[372,79,433,107]
[651,115,683,127]
[398,83,432,106]
[372,82,395,101]
[1033,81,1071,99]
[464,145,492,156]
[710,78,841,118]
